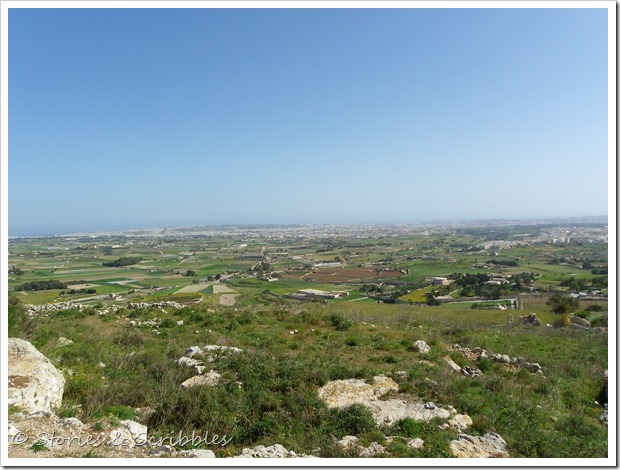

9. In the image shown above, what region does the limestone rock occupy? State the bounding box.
[366,399,452,426]
[177,357,203,368]
[461,366,483,377]
[406,438,425,449]
[180,448,216,458]
[181,370,221,388]
[150,445,175,456]
[570,316,590,327]
[317,375,398,409]
[412,340,431,354]
[186,346,202,358]
[337,435,359,450]
[57,337,73,346]
[235,444,314,458]
[359,441,385,457]
[8,338,65,413]
[108,427,135,448]
[442,414,473,431]
[372,375,399,396]
[120,419,147,445]
[450,432,510,458]
[444,356,462,373]
[60,417,84,428]
[203,345,243,354]
[107,420,148,448]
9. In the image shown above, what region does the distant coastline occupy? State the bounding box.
[8,215,608,239]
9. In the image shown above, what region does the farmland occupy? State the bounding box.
[6,219,610,459]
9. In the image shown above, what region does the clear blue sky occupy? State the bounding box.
[8,7,609,235]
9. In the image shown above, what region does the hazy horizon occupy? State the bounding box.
[8,6,610,235]
[8,214,609,238]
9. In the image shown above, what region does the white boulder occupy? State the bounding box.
[8,338,65,413]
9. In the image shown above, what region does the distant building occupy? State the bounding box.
[431,277,450,286]
[286,289,350,300]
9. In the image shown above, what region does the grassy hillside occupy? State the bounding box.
[8,294,608,458]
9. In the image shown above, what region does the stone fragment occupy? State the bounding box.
[412,340,431,354]
[444,356,462,373]
[359,441,385,457]
[337,435,359,450]
[181,370,221,388]
[181,448,216,458]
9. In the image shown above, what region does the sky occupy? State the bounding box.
[7,5,610,235]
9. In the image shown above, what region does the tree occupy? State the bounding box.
[9,266,24,276]
[425,292,441,306]
[547,294,580,314]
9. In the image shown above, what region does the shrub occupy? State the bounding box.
[159,318,176,329]
[547,294,579,314]
[323,404,376,437]
[585,304,605,312]
[590,315,608,327]
[398,417,424,438]
[102,405,137,420]
[329,314,352,331]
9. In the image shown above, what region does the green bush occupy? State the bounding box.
[590,316,608,327]
[329,314,352,331]
[102,404,137,420]
[398,417,424,438]
[159,318,176,329]
[323,404,376,437]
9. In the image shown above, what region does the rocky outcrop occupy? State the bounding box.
[318,375,456,426]
[367,400,452,426]
[8,338,65,413]
[450,432,510,458]
[235,444,316,458]
[450,344,543,375]
[317,375,398,409]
